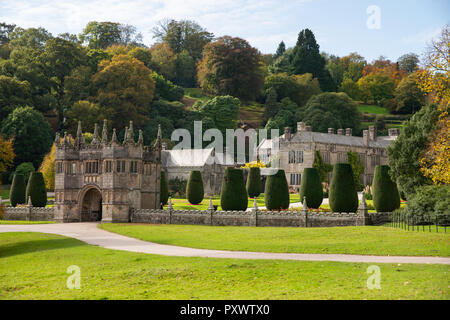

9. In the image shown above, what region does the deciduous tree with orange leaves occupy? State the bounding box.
[417,25,449,185]
[0,136,14,174]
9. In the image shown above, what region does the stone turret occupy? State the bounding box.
[101,119,108,144]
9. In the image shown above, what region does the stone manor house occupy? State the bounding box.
[257,122,399,190]
[52,118,398,223]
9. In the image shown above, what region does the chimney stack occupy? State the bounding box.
[328,128,335,135]
[337,129,345,135]
[284,127,292,141]
[305,125,312,132]
[369,126,377,141]
[345,128,352,136]
[363,130,369,146]
[297,122,306,132]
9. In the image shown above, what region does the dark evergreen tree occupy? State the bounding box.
[372,165,400,212]
[25,172,47,207]
[220,168,248,211]
[160,171,169,205]
[274,41,286,59]
[291,29,335,91]
[264,169,290,211]
[186,171,204,205]
[299,168,323,209]
[263,87,279,122]
[10,174,26,207]
[246,167,261,198]
[329,164,358,213]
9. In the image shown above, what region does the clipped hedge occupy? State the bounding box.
[160,171,169,205]
[329,164,358,213]
[10,174,26,207]
[246,167,261,198]
[221,168,248,211]
[372,165,400,212]
[186,171,204,205]
[299,168,323,209]
[265,169,290,211]
[25,172,47,207]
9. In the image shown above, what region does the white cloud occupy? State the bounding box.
[402,27,442,45]
[0,0,312,52]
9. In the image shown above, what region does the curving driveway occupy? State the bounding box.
[1,222,449,265]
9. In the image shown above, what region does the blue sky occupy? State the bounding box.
[0,0,448,62]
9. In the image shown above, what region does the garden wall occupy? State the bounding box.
[130,206,390,228]
[3,206,54,221]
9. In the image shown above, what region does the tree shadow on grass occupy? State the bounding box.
[0,233,85,258]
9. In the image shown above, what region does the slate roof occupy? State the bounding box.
[258,131,396,150]
[162,148,234,167]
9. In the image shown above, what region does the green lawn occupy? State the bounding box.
[0,220,55,224]
[99,224,450,257]
[0,232,448,300]
[170,194,301,211]
[0,188,10,200]
[358,104,389,115]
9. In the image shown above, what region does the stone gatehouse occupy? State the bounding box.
[54,120,162,223]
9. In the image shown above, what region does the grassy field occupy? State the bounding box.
[0,188,10,200]
[0,220,55,224]
[170,194,302,211]
[358,104,389,115]
[99,224,450,257]
[0,232,448,300]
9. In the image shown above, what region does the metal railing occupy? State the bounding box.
[387,211,449,233]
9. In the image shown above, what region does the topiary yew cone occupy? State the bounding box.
[299,168,323,209]
[329,163,358,213]
[264,169,290,211]
[160,171,169,206]
[186,171,204,205]
[25,172,47,207]
[10,174,26,207]
[220,168,248,211]
[372,165,400,212]
[246,167,261,198]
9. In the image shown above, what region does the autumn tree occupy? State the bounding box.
[362,56,406,87]
[39,143,55,191]
[0,136,14,174]
[152,19,213,61]
[197,36,264,101]
[91,54,155,129]
[417,25,449,184]
[149,42,177,81]
[357,73,395,105]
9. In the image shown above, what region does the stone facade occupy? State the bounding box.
[162,147,234,195]
[53,120,162,223]
[257,122,399,189]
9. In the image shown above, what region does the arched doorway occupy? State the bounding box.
[80,188,102,222]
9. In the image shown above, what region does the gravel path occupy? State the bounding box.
[1,222,449,265]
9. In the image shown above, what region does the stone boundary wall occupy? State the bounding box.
[131,207,391,228]
[3,206,54,221]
